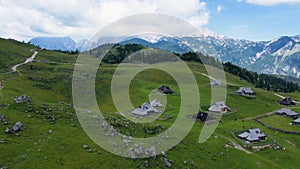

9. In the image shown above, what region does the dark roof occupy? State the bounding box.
[158,86,174,94]
[280,97,295,105]
[196,112,214,122]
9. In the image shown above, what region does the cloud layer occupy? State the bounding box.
[0,0,210,41]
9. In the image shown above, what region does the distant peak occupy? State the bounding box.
[29,36,76,51]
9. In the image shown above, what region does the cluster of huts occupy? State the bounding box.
[208,85,266,143]
[204,87,255,114]
[237,108,300,143]
[208,83,300,144]
[131,86,172,116]
[275,108,300,126]
[131,99,163,116]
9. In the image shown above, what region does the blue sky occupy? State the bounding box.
[0,0,300,41]
[206,0,300,40]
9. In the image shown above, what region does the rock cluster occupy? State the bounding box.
[14,94,31,104]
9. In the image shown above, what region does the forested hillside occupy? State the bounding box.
[88,44,299,93]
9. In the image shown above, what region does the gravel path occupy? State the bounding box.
[11,50,38,73]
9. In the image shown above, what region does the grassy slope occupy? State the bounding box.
[0,40,300,168]
[0,38,35,73]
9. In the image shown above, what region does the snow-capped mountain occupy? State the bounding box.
[29,37,76,51]
[29,34,300,78]
[121,35,300,78]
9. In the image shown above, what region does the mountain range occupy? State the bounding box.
[29,34,300,78]
[29,37,77,51]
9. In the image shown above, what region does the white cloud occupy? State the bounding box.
[238,0,300,6]
[216,5,224,13]
[0,0,210,41]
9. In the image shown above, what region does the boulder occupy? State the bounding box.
[0,138,6,143]
[163,158,172,168]
[4,128,10,134]
[12,121,23,132]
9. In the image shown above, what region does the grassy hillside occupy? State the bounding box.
[0,38,35,73]
[0,39,300,168]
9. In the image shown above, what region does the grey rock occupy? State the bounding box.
[144,160,149,167]
[163,158,172,168]
[5,128,10,134]
[12,121,23,132]
[0,138,6,143]
[14,94,31,104]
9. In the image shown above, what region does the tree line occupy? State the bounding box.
[223,62,299,92]
[88,44,299,93]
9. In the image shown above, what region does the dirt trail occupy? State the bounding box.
[199,72,239,86]
[0,49,38,97]
[273,93,285,99]
[228,140,253,154]
[284,139,296,147]
[217,134,253,154]
[11,50,38,74]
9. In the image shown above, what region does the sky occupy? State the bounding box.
[0,0,300,42]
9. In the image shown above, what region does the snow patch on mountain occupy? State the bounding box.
[272,41,294,57]
[29,37,76,51]
[135,34,164,43]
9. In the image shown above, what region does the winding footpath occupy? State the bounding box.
[198,71,239,86]
[11,49,38,74]
[0,50,38,97]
